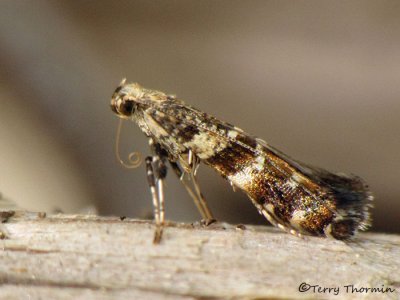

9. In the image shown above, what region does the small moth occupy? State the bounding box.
[110,79,373,243]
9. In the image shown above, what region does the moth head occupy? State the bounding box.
[111,79,170,118]
[110,79,138,118]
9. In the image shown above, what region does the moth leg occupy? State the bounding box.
[147,139,171,243]
[169,159,214,221]
[249,196,303,238]
[169,160,209,219]
[188,165,214,221]
[145,156,166,244]
[188,150,214,221]
[261,205,303,238]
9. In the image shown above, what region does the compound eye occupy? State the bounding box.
[119,99,135,116]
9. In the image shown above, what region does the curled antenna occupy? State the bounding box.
[115,119,142,168]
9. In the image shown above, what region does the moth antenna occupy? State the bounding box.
[115,119,142,168]
[119,78,127,86]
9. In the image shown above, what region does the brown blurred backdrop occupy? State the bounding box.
[1,1,399,233]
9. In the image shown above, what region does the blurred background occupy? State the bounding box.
[1,1,399,233]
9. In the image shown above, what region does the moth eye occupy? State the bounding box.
[118,99,135,116]
[124,101,133,112]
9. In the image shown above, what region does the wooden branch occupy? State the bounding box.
[0,212,399,299]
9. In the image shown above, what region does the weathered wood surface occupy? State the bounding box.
[0,212,399,300]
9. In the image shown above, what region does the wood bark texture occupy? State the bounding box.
[0,212,399,300]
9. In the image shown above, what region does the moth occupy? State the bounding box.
[110,79,373,243]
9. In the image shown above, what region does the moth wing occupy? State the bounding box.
[255,138,372,231]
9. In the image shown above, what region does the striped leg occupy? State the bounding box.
[145,156,167,244]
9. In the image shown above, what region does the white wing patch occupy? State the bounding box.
[183,133,227,159]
